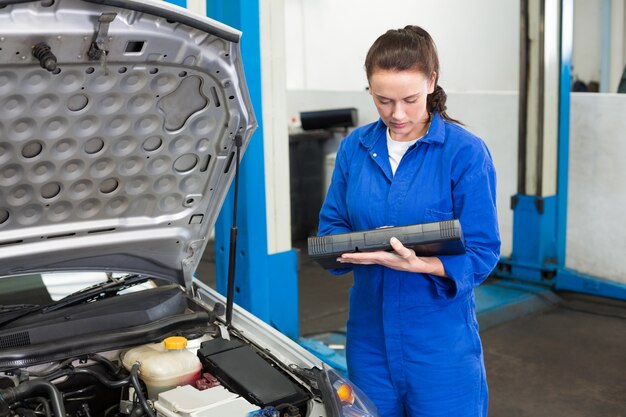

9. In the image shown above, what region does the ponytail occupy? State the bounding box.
[427,85,463,125]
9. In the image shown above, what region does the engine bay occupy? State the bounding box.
[0,284,314,417]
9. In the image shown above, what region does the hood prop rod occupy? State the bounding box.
[225,135,243,327]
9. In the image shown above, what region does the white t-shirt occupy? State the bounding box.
[386,129,420,175]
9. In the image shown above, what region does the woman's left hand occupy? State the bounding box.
[337,237,447,277]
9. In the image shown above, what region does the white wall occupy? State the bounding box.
[572,0,626,92]
[284,0,520,92]
[260,0,293,254]
[567,94,626,283]
[573,0,602,84]
[285,0,626,94]
[184,0,206,17]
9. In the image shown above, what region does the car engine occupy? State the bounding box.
[0,285,312,417]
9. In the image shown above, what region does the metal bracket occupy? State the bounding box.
[512,194,545,214]
[535,197,544,214]
[88,12,117,74]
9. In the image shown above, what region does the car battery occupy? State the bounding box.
[154,384,259,417]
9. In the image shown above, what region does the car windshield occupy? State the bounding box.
[0,272,155,308]
[0,274,58,307]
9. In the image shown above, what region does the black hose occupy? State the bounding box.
[63,384,96,402]
[129,404,146,417]
[104,404,120,417]
[0,396,9,417]
[73,368,129,388]
[89,354,122,375]
[24,397,52,417]
[130,364,156,417]
[13,408,38,417]
[0,380,65,417]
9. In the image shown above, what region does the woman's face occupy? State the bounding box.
[369,69,435,141]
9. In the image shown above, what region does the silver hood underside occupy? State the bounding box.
[0,0,257,289]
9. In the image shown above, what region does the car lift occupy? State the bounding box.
[497,0,626,302]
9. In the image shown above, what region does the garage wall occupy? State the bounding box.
[287,91,626,284]
[285,0,626,93]
[572,0,602,85]
[567,94,626,283]
[284,0,520,92]
[184,0,206,16]
[572,0,626,93]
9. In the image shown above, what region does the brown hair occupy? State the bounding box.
[365,25,462,125]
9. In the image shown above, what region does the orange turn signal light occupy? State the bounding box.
[336,383,354,404]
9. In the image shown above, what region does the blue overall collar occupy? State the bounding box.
[360,112,446,149]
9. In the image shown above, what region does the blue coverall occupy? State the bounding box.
[318,113,500,417]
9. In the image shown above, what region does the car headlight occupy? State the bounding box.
[323,365,379,417]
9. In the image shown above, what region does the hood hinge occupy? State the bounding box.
[88,12,117,74]
[182,240,204,295]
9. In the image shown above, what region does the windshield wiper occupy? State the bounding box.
[0,274,150,328]
[0,304,39,312]
[0,304,41,328]
[41,274,150,313]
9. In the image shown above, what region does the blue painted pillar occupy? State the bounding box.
[509,195,559,281]
[556,0,573,267]
[166,0,187,8]
[206,1,300,339]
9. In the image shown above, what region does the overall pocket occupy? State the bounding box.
[424,207,454,222]
[462,296,482,357]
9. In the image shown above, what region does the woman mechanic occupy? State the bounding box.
[318,26,501,417]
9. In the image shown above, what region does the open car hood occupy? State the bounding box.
[0,0,256,290]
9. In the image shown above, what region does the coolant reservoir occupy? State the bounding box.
[122,336,202,399]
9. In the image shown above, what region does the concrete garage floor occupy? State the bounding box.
[197,242,626,417]
[482,294,626,417]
